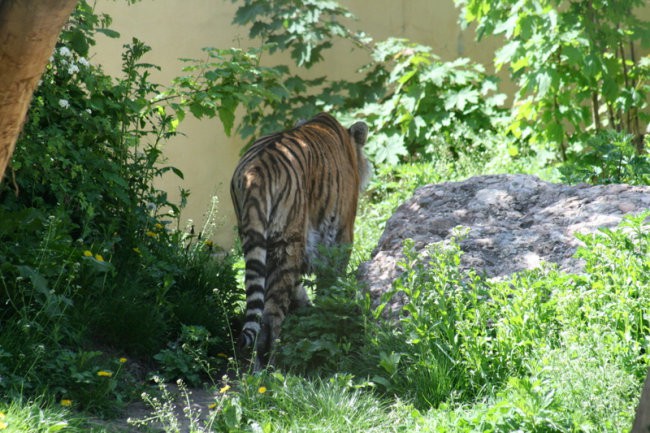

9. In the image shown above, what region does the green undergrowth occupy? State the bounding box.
[114,210,648,433]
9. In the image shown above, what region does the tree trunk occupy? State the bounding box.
[0,0,78,181]
[632,369,650,433]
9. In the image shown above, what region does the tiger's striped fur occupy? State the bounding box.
[230,112,370,370]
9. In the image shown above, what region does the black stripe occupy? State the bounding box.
[245,271,263,280]
[244,258,266,276]
[240,329,256,346]
[242,231,266,251]
[245,285,264,299]
[245,309,263,321]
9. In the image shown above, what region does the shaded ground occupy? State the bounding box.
[89,383,218,433]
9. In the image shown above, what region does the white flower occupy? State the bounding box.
[67,64,79,75]
[58,99,70,109]
[78,57,89,67]
[58,46,72,58]
[85,109,92,115]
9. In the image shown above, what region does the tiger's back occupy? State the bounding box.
[230,112,370,370]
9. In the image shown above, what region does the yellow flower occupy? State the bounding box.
[94,254,104,262]
[0,413,4,419]
[145,231,157,238]
[208,402,217,410]
[219,384,231,394]
[217,353,228,359]
[205,240,214,247]
[154,223,164,230]
[133,247,141,255]
[83,250,93,257]
[97,370,113,377]
[258,386,267,394]
[0,421,7,430]
[119,357,127,363]
[60,399,72,407]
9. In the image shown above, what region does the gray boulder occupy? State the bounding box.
[358,174,650,310]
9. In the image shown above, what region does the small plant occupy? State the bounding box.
[154,325,221,387]
[560,131,650,185]
[51,352,132,416]
[275,276,368,375]
[129,376,220,433]
[370,233,494,407]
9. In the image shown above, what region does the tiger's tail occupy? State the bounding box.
[232,175,269,355]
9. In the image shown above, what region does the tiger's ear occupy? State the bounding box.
[349,121,368,147]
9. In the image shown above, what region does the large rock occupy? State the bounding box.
[358,174,650,310]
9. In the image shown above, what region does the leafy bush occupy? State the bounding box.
[168,0,508,166]
[457,0,650,160]
[0,1,240,411]
[354,38,507,164]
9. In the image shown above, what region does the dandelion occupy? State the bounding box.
[94,254,104,262]
[208,402,218,410]
[60,399,72,407]
[219,384,230,394]
[97,370,113,377]
[0,421,7,430]
[217,353,228,359]
[83,250,93,257]
[145,231,157,238]
[258,386,267,394]
[154,223,164,230]
[58,99,70,109]
[119,357,127,363]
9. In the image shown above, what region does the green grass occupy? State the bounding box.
[0,398,107,433]
[3,157,648,432]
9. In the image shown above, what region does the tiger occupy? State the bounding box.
[230,112,371,371]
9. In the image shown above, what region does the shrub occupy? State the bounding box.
[457,0,650,160]
[0,1,240,410]
[559,131,650,185]
[365,212,649,425]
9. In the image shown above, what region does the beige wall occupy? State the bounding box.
[93,0,649,249]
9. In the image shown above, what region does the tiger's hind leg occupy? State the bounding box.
[290,282,311,312]
[254,240,304,371]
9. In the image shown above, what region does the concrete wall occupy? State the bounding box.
[93,0,649,249]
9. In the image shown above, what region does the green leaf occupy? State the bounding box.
[536,71,552,98]
[18,266,48,294]
[96,28,120,38]
[495,41,519,70]
[48,422,69,432]
[218,96,238,137]
[444,87,479,111]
